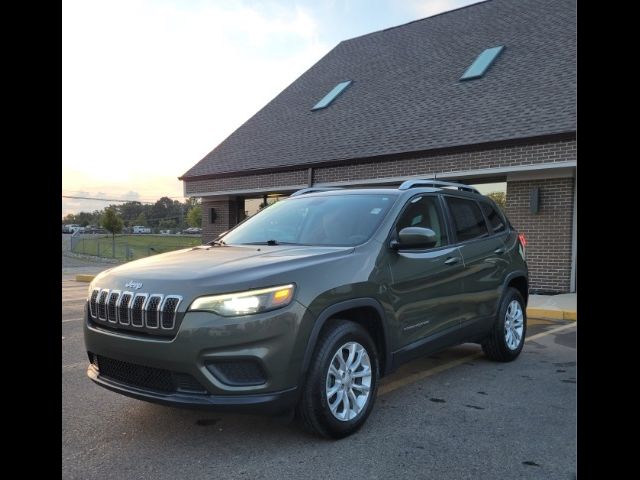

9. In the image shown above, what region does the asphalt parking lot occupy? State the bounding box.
[63,274,576,480]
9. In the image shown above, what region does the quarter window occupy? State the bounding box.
[480,201,506,234]
[446,197,489,242]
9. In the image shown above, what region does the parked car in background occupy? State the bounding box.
[132,226,151,234]
[85,226,108,235]
[182,227,202,235]
[63,224,82,234]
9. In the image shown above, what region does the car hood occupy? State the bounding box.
[91,244,354,297]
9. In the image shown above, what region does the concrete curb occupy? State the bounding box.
[527,307,577,321]
[75,274,95,283]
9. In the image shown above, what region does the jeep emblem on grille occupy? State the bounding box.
[125,280,143,290]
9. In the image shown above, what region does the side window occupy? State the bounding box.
[480,201,506,234]
[446,197,489,242]
[395,196,447,247]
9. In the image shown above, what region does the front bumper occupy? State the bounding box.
[84,300,315,412]
[87,364,298,413]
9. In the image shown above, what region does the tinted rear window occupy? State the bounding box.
[446,197,489,242]
[480,201,506,234]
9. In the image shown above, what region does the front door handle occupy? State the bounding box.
[444,256,460,265]
[494,247,506,255]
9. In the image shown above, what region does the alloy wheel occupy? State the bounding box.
[325,342,372,421]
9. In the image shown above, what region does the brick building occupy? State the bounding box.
[179,0,576,293]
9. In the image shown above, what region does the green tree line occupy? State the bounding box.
[62,197,202,231]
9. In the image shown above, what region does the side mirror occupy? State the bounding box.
[391,227,438,250]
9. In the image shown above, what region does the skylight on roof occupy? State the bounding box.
[460,46,505,81]
[311,80,352,111]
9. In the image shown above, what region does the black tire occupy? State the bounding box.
[481,287,527,362]
[296,320,379,439]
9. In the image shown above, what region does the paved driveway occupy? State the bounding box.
[63,275,576,480]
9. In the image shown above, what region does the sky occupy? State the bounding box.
[62,0,483,216]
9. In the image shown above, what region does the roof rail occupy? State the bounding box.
[398,179,480,194]
[290,187,344,197]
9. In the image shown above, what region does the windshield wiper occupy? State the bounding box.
[239,240,300,246]
[209,239,227,246]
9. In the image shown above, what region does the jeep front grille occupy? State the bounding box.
[118,293,132,325]
[97,290,108,320]
[107,291,120,323]
[145,295,162,328]
[162,297,179,329]
[89,288,182,337]
[131,294,147,327]
[89,289,99,318]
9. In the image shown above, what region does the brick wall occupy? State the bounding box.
[185,139,576,195]
[186,169,308,195]
[201,198,243,239]
[315,139,576,184]
[506,178,575,293]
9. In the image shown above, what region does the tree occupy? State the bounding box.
[187,205,202,227]
[101,207,123,258]
[134,212,148,226]
[159,218,177,230]
[62,211,100,227]
[184,197,199,208]
[487,191,506,211]
[117,201,145,227]
[150,196,182,229]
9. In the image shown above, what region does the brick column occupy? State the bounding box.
[201,198,243,242]
[506,177,575,293]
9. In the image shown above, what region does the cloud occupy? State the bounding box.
[61,167,192,216]
[406,0,484,18]
[63,0,330,212]
[62,0,483,217]
[124,191,141,201]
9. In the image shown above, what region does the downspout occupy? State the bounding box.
[570,173,577,292]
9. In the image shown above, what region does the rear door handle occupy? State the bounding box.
[494,247,506,255]
[444,256,460,265]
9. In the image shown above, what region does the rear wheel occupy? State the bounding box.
[296,320,379,438]
[481,287,527,362]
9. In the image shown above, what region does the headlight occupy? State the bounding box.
[188,284,295,316]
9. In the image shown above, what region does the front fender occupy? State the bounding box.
[297,297,392,386]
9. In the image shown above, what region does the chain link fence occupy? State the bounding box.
[70,232,202,261]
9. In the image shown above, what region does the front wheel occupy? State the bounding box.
[481,287,527,362]
[296,320,379,438]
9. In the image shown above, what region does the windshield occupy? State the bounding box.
[222,194,397,246]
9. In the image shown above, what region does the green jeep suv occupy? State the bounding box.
[84,180,528,438]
